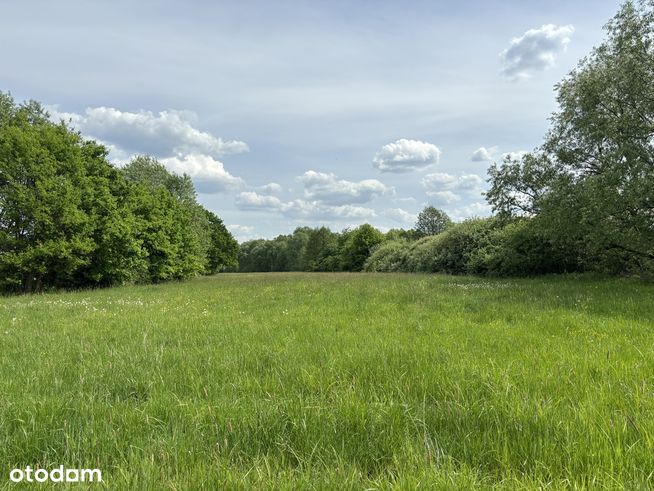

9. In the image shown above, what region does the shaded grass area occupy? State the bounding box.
[0,273,653,489]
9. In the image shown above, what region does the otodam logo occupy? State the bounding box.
[9,466,102,483]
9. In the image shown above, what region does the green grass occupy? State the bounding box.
[1,273,653,489]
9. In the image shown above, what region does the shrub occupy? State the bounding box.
[470,219,583,276]
[364,240,408,272]
[429,218,498,274]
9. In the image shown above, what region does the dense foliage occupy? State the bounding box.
[238,216,577,276]
[414,206,452,237]
[0,94,237,293]
[487,0,654,274]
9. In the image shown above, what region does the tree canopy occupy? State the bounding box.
[487,0,654,271]
[0,93,238,292]
[414,206,452,237]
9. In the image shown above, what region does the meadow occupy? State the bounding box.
[1,273,653,489]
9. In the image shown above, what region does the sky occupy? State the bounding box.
[1,0,624,241]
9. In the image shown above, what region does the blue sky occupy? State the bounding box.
[1,0,623,240]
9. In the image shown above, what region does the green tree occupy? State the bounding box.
[122,155,239,279]
[204,209,238,273]
[414,206,452,237]
[487,0,654,270]
[0,94,141,291]
[123,155,197,204]
[339,224,384,271]
[302,227,338,271]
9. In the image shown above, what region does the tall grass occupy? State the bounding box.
[1,273,653,489]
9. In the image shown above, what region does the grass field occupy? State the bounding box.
[1,273,653,489]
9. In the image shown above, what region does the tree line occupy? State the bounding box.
[240,1,654,277]
[237,208,580,276]
[0,95,237,293]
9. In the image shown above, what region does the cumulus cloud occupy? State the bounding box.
[49,106,249,157]
[502,150,529,161]
[235,191,375,220]
[298,171,393,204]
[422,172,485,205]
[284,201,376,220]
[227,224,257,242]
[448,202,493,221]
[257,182,284,195]
[500,24,574,80]
[425,191,461,205]
[384,208,417,224]
[235,191,283,210]
[47,104,249,194]
[373,139,441,173]
[160,153,244,193]
[393,196,417,204]
[471,146,498,162]
[422,172,484,192]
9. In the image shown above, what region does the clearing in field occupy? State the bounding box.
[1,273,653,489]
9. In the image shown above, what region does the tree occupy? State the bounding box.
[0,94,141,291]
[487,0,654,270]
[414,206,452,237]
[0,94,237,292]
[204,210,238,273]
[121,155,239,279]
[302,227,337,271]
[486,153,559,218]
[123,155,196,205]
[339,224,384,271]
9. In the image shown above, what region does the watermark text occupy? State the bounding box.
[9,466,102,483]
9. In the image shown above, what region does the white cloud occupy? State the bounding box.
[422,172,486,205]
[502,150,529,161]
[393,196,417,204]
[425,191,461,205]
[384,208,417,224]
[49,106,249,157]
[257,182,284,195]
[235,191,375,220]
[235,191,283,210]
[284,201,376,220]
[448,202,493,221]
[298,170,393,204]
[47,104,249,193]
[228,224,255,234]
[500,24,574,80]
[422,172,484,192]
[96,140,134,165]
[471,146,498,162]
[227,224,258,242]
[160,153,244,193]
[373,139,441,173]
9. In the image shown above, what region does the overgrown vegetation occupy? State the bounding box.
[0,96,237,293]
[487,0,654,274]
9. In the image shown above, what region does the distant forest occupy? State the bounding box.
[1,1,653,293]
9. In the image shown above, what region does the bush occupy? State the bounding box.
[364,240,408,272]
[430,218,498,274]
[402,235,443,272]
[470,219,583,276]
